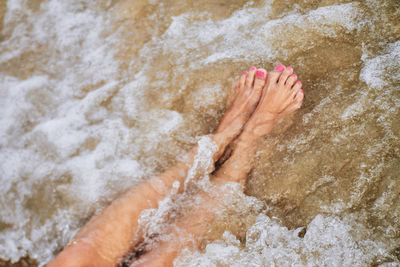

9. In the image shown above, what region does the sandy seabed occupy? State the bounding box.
[1,0,399,266]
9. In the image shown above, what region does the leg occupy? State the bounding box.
[216,65,304,185]
[132,65,304,266]
[47,66,266,267]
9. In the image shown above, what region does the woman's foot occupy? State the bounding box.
[212,66,267,160]
[215,67,267,135]
[214,64,304,184]
[243,64,304,138]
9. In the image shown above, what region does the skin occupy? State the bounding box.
[132,65,303,267]
[47,64,303,267]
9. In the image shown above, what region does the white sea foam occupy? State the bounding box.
[175,214,390,267]
[0,0,122,264]
[148,2,363,67]
[360,41,400,91]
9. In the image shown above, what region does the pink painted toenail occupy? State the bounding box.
[243,71,248,75]
[275,65,285,71]
[300,89,304,94]
[286,66,293,71]
[250,66,256,71]
[297,81,302,86]
[290,74,297,78]
[256,70,265,78]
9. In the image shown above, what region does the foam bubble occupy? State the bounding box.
[175,214,394,267]
[0,0,123,264]
[1,0,399,266]
[360,41,400,91]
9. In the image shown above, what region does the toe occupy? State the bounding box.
[278,66,294,86]
[265,71,281,88]
[239,71,247,89]
[245,66,257,88]
[284,88,304,115]
[291,81,303,100]
[275,64,285,73]
[294,89,304,108]
[286,73,297,88]
[253,69,267,94]
[227,80,239,106]
[291,80,302,93]
[296,89,304,101]
[265,64,285,86]
[291,81,302,98]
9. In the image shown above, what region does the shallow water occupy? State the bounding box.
[0,0,399,266]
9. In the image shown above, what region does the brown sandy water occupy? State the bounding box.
[0,0,399,266]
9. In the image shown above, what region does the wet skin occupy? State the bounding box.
[47,64,303,267]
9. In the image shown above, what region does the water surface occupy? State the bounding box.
[0,0,399,266]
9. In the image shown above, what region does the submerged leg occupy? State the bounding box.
[215,65,304,185]
[132,65,304,266]
[47,66,265,267]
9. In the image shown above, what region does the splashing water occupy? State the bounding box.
[0,0,399,266]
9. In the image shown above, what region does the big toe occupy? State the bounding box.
[253,69,267,94]
[266,64,285,86]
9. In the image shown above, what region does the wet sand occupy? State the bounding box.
[0,257,38,267]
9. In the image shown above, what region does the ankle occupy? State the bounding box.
[212,132,234,160]
[242,116,277,139]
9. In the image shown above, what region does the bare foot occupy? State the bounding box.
[212,66,267,159]
[243,64,304,138]
[216,67,267,134]
[214,64,304,185]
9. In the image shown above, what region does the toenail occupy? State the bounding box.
[300,89,304,94]
[297,81,302,86]
[243,71,248,75]
[256,70,265,78]
[286,66,293,71]
[275,65,285,71]
[250,66,256,71]
[290,74,297,78]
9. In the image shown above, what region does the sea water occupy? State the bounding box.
[0,0,399,266]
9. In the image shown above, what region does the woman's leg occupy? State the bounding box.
[47,66,266,267]
[215,65,304,185]
[134,65,304,266]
